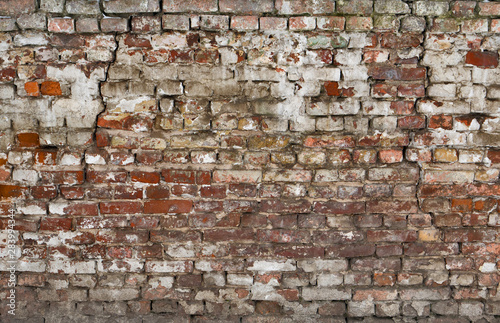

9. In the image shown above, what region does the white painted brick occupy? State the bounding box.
[247,260,296,272]
[297,259,348,272]
[428,84,457,98]
[227,274,254,286]
[12,169,39,185]
[48,260,96,274]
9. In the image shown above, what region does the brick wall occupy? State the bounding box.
[0,0,499,321]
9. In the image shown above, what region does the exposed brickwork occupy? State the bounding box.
[0,0,499,321]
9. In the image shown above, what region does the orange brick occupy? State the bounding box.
[374,272,396,286]
[40,81,62,96]
[434,148,458,163]
[451,198,473,212]
[17,133,40,148]
[379,149,403,163]
[24,81,40,97]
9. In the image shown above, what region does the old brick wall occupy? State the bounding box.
[0,0,499,321]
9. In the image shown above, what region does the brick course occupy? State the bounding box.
[0,0,499,321]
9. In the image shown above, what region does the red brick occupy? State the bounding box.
[380,33,423,48]
[313,201,365,214]
[390,101,415,114]
[163,0,217,12]
[473,198,497,212]
[404,243,459,256]
[171,184,197,197]
[150,230,199,244]
[289,17,316,31]
[275,246,324,258]
[231,16,259,30]
[0,67,15,82]
[452,1,476,17]
[31,186,58,199]
[40,218,72,231]
[367,200,418,214]
[428,114,453,130]
[376,245,402,257]
[0,167,8,182]
[176,274,202,288]
[61,203,99,216]
[304,135,355,148]
[259,17,287,30]
[260,200,311,214]
[277,289,299,301]
[34,149,57,165]
[314,230,364,244]
[372,83,397,97]
[136,151,162,165]
[317,16,345,31]
[97,231,149,244]
[109,152,134,166]
[114,185,143,199]
[131,171,160,184]
[354,288,397,300]
[379,149,403,163]
[194,49,219,64]
[204,229,254,242]
[144,200,192,214]
[257,229,310,244]
[162,169,195,184]
[228,184,257,197]
[346,16,372,30]
[145,186,170,199]
[357,132,408,146]
[374,273,397,286]
[200,185,226,199]
[354,214,382,227]
[398,116,425,129]
[446,257,475,271]
[130,216,159,230]
[48,18,75,33]
[0,218,37,232]
[241,214,267,228]
[444,229,497,242]
[465,51,499,68]
[398,84,425,97]
[255,301,281,315]
[107,246,133,259]
[479,2,500,16]
[40,170,84,185]
[100,201,143,215]
[81,244,105,257]
[95,130,110,147]
[131,16,161,33]
[462,213,488,226]
[87,171,127,184]
[17,274,46,287]
[326,244,375,258]
[60,186,85,200]
[76,216,128,229]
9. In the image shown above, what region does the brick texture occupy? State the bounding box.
[0,0,499,321]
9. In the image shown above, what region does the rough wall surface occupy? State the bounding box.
[0,0,500,321]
